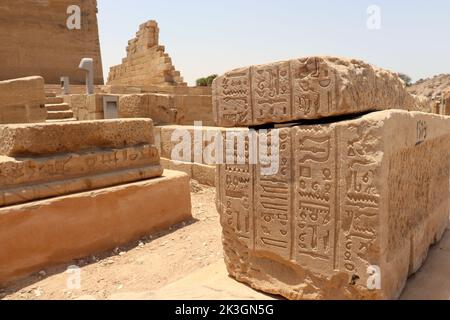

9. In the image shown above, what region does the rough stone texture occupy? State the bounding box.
[0,76,47,124]
[0,0,103,85]
[213,57,431,127]
[0,119,162,206]
[108,20,186,87]
[0,170,192,286]
[0,119,155,156]
[216,110,450,300]
[118,93,214,126]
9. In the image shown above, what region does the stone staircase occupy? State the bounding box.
[44,92,76,122]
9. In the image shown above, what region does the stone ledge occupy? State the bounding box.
[0,169,192,286]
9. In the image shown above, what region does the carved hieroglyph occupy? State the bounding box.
[216,110,450,299]
[0,119,163,207]
[212,57,431,127]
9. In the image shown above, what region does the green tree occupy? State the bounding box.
[196,74,218,87]
[398,73,412,87]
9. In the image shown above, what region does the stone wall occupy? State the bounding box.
[118,93,214,126]
[0,76,47,124]
[0,0,104,84]
[107,20,186,87]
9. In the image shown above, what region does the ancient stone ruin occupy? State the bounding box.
[214,56,450,299]
[0,0,104,84]
[0,76,47,124]
[108,20,186,87]
[213,57,431,127]
[0,119,191,284]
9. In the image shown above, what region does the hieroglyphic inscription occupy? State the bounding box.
[339,123,380,279]
[219,130,254,247]
[0,145,160,188]
[215,68,251,127]
[255,128,292,259]
[252,62,291,124]
[291,57,337,118]
[294,126,336,274]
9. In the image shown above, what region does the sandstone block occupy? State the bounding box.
[213,57,431,127]
[0,76,47,124]
[216,110,450,299]
[0,119,162,206]
[0,170,192,285]
[0,119,155,156]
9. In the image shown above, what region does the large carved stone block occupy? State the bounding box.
[0,119,163,206]
[216,110,450,299]
[212,57,431,127]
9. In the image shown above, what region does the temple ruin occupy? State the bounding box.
[108,20,186,87]
[214,57,450,300]
[0,0,104,84]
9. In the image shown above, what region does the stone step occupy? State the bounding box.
[45,96,64,104]
[45,103,70,112]
[47,110,74,120]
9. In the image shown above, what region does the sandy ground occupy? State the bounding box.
[0,181,449,300]
[0,181,223,300]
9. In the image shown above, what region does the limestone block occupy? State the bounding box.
[0,170,192,285]
[0,76,47,124]
[148,94,177,125]
[118,94,149,118]
[160,158,192,178]
[213,57,431,127]
[175,95,215,126]
[192,163,215,187]
[216,110,450,299]
[0,119,155,156]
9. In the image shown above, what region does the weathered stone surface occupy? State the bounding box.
[108,20,186,87]
[0,119,162,206]
[0,170,192,285]
[0,0,103,85]
[213,57,431,127]
[216,110,450,299]
[0,76,47,124]
[118,93,214,126]
[0,119,155,156]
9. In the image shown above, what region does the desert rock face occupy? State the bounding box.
[212,57,431,127]
[0,0,104,84]
[0,76,47,124]
[216,110,450,299]
[108,20,186,87]
[408,74,450,101]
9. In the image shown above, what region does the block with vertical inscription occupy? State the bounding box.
[0,119,163,207]
[216,110,450,299]
[213,57,431,127]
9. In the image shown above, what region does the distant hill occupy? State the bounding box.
[408,74,450,101]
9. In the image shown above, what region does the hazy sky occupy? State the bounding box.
[97,0,450,85]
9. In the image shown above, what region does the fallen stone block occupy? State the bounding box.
[213,57,431,127]
[216,109,450,299]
